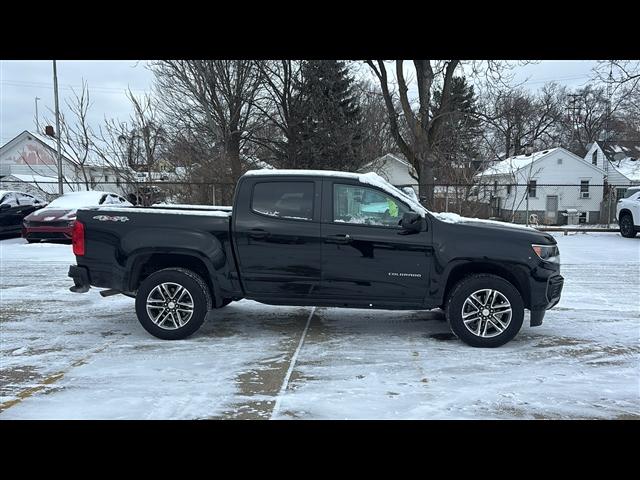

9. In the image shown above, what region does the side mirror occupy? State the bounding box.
[0,203,11,212]
[399,212,424,234]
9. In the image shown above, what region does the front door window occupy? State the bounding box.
[333,184,410,227]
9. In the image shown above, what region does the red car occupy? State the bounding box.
[22,190,132,243]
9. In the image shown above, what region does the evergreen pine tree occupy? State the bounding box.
[290,60,364,170]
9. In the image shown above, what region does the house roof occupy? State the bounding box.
[361,153,411,170]
[593,141,640,182]
[0,130,113,168]
[478,148,560,177]
[599,141,640,161]
[611,158,640,182]
[1,174,73,195]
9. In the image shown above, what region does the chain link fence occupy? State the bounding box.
[1,177,635,227]
[397,182,631,226]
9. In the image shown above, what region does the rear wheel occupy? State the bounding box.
[446,274,524,348]
[619,214,637,238]
[135,267,212,340]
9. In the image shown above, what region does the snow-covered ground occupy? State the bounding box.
[0,233,638,419]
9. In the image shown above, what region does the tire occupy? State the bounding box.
[446,274,524,348]
[135,267,212,340]
[619,214,637,238]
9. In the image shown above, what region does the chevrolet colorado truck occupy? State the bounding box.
[68,170,564,347]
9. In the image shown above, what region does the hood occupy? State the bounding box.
[431,212,556,244]
[25,208,78,222]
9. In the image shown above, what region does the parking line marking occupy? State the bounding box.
[0,339,118,414]
[270,307,316,420]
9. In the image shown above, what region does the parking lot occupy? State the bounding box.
[0,233,638,419]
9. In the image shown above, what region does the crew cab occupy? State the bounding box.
[616,185,640,238]
[68,170,564,348]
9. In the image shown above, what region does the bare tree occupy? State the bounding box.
[152,61,263,184]
[23,81,97,194]
[248,60,303,167]
[95,89,167,205]
[365,60,463,203]
[476,83,565,159]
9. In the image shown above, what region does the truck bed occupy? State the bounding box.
[74,205,240,299]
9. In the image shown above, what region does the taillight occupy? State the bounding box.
[72,220,85,256]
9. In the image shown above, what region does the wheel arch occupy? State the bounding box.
[442,261,530,309]
[618,208,633,220]
[126,249,223,307]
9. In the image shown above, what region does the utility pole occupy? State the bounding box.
[34,97,41,132]
[53,61,63,196]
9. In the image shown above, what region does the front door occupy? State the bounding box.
[318,180,432,306]
[546,195,559,225]
[233,178,322,299]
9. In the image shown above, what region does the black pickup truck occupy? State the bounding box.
[68,170,563,347]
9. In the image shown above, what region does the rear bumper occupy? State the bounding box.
[68,265,90,293]
[23,225,73,240]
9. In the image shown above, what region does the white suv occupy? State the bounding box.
[617,186,640,238]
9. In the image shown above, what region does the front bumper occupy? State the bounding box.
[530,273,564,327]
[68,265,90,293]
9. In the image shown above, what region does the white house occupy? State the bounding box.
[583,141,640,199]
[0,130,127,201]
[358,153,419,195]
[475,147,607,225]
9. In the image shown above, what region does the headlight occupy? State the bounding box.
[532,244,560,263]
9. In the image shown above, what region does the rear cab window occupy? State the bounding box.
[251,181,315,221]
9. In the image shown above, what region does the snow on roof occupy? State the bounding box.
[361,153,411,170]
[4,174,71,195]
[478,148,559,177]
[611,158,640,182]
[45,190,121,209]
[600,141,640,161]
[244,169,427,216]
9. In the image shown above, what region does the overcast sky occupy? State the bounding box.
[0,60,599,146]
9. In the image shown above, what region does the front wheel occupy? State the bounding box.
[619,214,637,238]
[135,267,212,340]
[446,274,524,348]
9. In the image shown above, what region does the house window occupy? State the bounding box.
[580,180,590,198]
[592,150,598,166]
[105,175,110,182]
[528,180,537,198]
[557,158,563,165]
[493,180,498,193]
[506,184,512,195]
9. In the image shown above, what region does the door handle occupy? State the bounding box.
[327,234,352,245]
[248,228,269,239]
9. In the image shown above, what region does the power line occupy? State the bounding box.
[0,79,150,94]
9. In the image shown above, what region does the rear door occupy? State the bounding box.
[233,177,322,298]
[318,179,432,306]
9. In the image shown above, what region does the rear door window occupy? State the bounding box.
[251,182,314,221]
